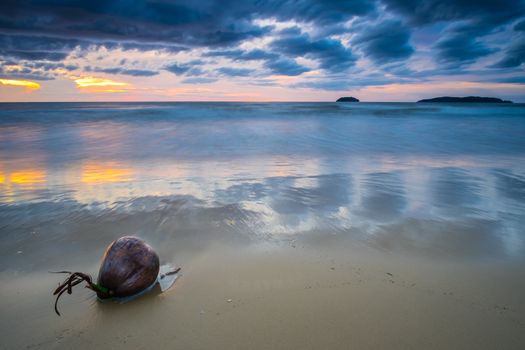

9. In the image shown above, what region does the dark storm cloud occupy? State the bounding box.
[491,37,525,68]
[514,19,525,32]
[515,20,525,32]
[263,58,309,76]
[435,24,497,65]
[266,0,374,25]
[381,0,523,26]
[382,0,525,65]
[0,0,272,47]
[352,20,413,64]
[0,34,79,61]
[269,29,356,72]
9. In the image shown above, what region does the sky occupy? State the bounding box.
[0,0,524,102]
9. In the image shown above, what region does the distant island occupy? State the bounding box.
[418,96,513,103]
[336,97,359,102]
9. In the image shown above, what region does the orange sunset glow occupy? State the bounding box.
[0,79,41,90]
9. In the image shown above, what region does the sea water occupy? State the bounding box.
[1,102,524,262]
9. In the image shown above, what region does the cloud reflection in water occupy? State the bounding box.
[1,102,524,261]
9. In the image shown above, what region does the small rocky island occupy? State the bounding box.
[336,96,360,102]
[418,96,513,103]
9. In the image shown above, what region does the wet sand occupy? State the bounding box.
[1,236,524,350]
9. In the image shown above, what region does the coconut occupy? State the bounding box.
[97,236,160,299]
[52,236,180,316]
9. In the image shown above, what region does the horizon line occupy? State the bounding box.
[0,100,522,104]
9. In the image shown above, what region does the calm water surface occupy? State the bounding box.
[1,102,525,266]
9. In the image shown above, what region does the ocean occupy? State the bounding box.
[1,102,525,349]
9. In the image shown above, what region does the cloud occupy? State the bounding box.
[0,0,523,96]
[292,80,353,91]
[239,49,279,61]
[515,19,525,32]
[0,1,272,47]
[29,62,78,71]
[352,20,413,64]
[218,67,254,77]
[0,62,56,80]
[435,24,497,65]
[381,0,523,26]
[0,78,40,89]
[269,29,356,72]
[264,58,309,76]
[292,75,400,91]
[181,77,218,84]
[91,67,159,77]
[262,0,375,25]
[204,49,278,61]
[491,38,525,68]
[164,60,206,76]
[382,0,525,66]
[74,76,131,92]
[0,1,374,64]
[490,76,525,84]
[0,34,79,61]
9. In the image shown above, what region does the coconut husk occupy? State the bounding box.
[52,236,180,316]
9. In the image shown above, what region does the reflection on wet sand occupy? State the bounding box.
[430,167,482,216]
[81,161,133,183]
[9,169,47,184]
[0,168,48,202]
[1,155,523,259]
[358,172,406,222]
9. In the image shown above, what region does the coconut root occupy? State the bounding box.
[51,271,108,316]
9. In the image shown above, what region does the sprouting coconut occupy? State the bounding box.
[52,236,180,316]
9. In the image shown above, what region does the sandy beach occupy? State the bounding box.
[2,237,525,350]
[1,102,524,349]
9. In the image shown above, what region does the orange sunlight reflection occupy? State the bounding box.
[81,161,133,183]
[10,170,47,183]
